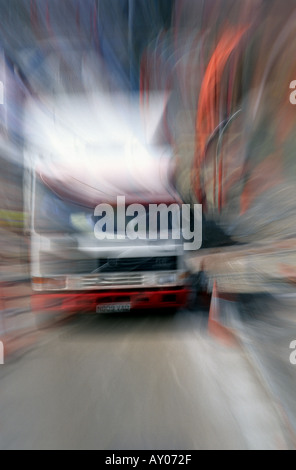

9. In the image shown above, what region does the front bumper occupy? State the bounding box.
[31,287,189,314]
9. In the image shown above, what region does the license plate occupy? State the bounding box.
[96,303,131,314]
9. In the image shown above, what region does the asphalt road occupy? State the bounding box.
[0,305,291,450]
[229,294,296,442]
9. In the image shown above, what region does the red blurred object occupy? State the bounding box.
[31,288,189,315]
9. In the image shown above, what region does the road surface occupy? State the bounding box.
[0,305,291,450]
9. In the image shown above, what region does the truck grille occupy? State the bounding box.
[96,256,177,273]
[82,273,144,288]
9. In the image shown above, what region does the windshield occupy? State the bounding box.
[33,177,177,237]
[34,177,96,234]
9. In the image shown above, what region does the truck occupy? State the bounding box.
[23,77,189,326]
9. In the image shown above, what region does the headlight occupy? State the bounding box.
[157,274,177,285]
[32,277,67,291]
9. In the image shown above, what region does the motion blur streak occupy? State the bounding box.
[0,0,296,451]
[194,26,248,201]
